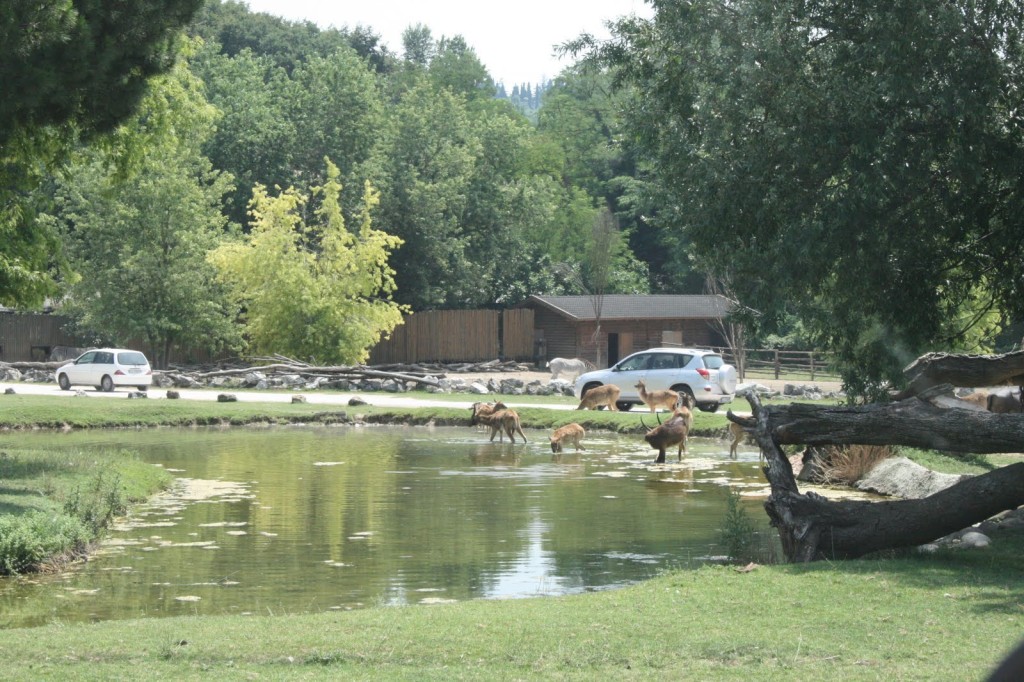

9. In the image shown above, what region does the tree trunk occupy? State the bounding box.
[766,392,1024,453]
[762,464,1024,561]
[733,389,1024,561]
[896,350,1024,399]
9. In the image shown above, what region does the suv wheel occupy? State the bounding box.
[58,374,71,391]
[615,401,634,412]
[671,385,695,408]
[697,403,720,413]
[101,375,114,392]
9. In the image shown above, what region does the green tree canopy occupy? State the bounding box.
[594,0,1024,394]
[52,55,240,368]
[209,160,406,364]
[0,0,202,307]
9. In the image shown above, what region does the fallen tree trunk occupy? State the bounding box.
[896,350,1024,398]
[766,391,1024,453]
[762,463,1024,561]
[732,392,1024,561]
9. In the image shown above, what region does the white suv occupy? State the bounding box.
[573,348,738,412]
[55,348,153,392]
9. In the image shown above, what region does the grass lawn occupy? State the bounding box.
[3,545,1023,680]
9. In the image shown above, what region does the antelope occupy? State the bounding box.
[642,408,692,463]
[728,421,745,458]
[470,402,528,443]
[576,384,621,410]
[550,423,586,453]
[635,379,680,413]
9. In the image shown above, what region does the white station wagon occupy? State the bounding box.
[574,347,738,413]
[55,348,153,392]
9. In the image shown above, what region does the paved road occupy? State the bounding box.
[0,381,577,411]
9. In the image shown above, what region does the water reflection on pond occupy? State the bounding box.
[0,425,771,627]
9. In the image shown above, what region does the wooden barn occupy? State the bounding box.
[521,294,733,368]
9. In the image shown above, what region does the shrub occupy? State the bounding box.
[720,490,759,564]
[0,512,90,575]
[63,470,127,535]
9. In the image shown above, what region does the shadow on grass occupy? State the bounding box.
[772,526,1024,616]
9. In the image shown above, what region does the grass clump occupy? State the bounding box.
[817,444,895,485]
[0,447,171,575]
[0,511,90,575]
[720,490,759,564]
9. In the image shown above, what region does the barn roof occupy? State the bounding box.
[524,295,733,322]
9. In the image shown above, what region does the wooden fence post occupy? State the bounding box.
[774,349,781,380]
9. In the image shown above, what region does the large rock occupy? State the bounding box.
[856,457,971,499]
[0,368,23,382]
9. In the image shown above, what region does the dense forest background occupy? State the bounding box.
[5,0,1023,391]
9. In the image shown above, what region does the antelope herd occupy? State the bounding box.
[468,382,755,464]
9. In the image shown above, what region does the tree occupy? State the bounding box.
[592,1,1024,395]
[374,79,480,309]
[53,56,240,368]
[402,24,435,66]
[429,35,495,100]
[191,43,297,228]
[209,160,406,364]
[1,0,202,148]
[0,0,202,307]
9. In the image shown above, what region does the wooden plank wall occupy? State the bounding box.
[501,308,534,361]
[368,310,502,364]
[0,313,86,362]
[5,309,534,366]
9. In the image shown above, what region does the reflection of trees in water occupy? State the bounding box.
[0,427,768,623]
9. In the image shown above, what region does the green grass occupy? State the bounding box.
[3,542,1023,680]
[0,393,742,437]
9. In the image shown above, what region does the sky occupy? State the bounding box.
[239,0,653,86]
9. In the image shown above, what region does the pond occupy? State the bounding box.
[0,425,773,628]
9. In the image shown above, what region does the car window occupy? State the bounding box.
[616,354,651,371]
[117,352,148,366]
[671,354,693,369]
[702,354,725,369]
[96,352,114,364]
[650,354,682,370]
[76,352,96,364]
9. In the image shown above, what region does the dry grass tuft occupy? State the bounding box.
[818,444,895,485]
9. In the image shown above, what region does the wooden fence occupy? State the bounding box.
[713,346,838,381]
[2,309,536,366]
[0,312,86,362]
[367,309,535,365]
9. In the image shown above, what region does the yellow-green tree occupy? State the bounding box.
[210,160,407,364]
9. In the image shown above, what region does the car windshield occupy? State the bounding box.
[117,352,148,366]
[616,354,652,371]
[702,354,724,369]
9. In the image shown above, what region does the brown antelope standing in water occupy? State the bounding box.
[642,407,692,463]
[470,402,528,443]
[549,423,586,453]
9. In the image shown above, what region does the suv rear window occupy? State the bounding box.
[118,352,148,366]
[702,354,725,369]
